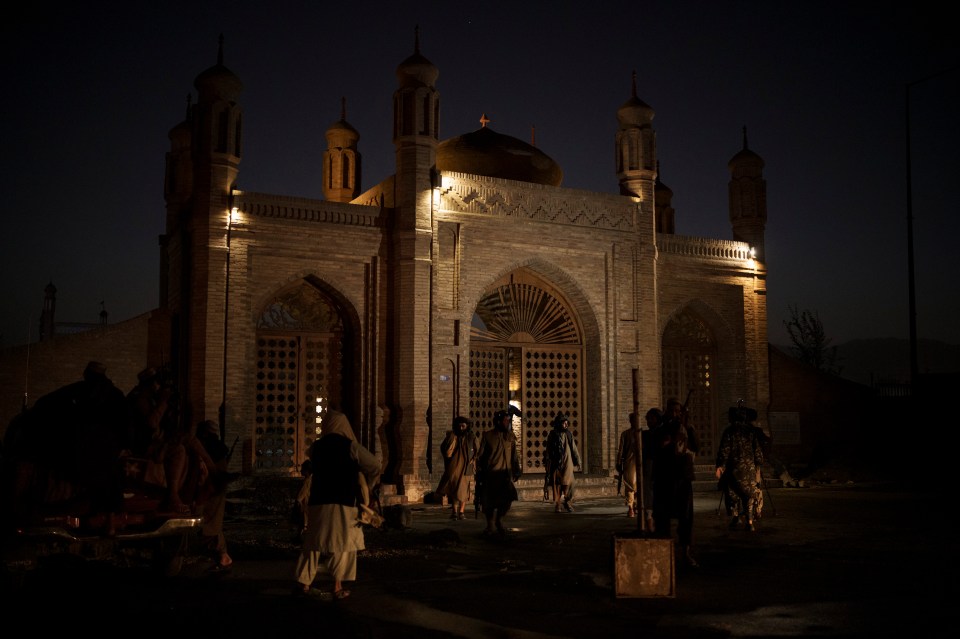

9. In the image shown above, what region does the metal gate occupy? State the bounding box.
[519,346,583,472]
[468,345,583,472]
[253,333,342,473]
[661,311,717,460]
[254,282,346,474]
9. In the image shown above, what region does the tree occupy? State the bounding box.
[784,305,840,374]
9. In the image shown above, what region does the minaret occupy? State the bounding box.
[728,127,767,261]
[393,25,440,188]
[618,73,660,414]
[654,162,675,234]
[167,35,244,430]
[164,94,194,221]
[191,34,243,196]
[390,27,439,486]
[616,71,657,200]
[323,97,361,202]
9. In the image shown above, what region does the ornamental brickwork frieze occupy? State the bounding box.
[234,191,382,228]
[439,173,636,231]
[657,233,753,262]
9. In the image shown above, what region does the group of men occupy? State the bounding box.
[1,361,234,569]
[428,396,769,572]
[616,397,769,567]
[434,407,583,535]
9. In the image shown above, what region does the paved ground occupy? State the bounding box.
[7,482,954,638]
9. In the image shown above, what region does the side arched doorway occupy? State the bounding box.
[661,308,718,461]
[252,280,357,475]
[468,270,585,473]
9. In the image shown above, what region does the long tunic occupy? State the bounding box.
[546,429,580,488]
[437,429,476,504]
[616,427,654,509]
[651,416,699,545]
[476,428,520,510]
[302,420,380,556]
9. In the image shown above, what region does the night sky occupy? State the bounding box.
[2,1,957,350]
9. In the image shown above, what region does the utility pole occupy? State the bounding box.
[905,65,959,385]
[905,80,918,384]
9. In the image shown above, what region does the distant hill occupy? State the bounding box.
[775,338,960,386]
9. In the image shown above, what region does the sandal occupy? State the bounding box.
[293,586,325,598]
[333,589,351,600]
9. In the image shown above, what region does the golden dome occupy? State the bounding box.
[437,122,562,187]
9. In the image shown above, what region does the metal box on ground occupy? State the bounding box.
[612,533,676,598]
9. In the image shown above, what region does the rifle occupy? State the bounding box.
[474,472,483,519]
[681,388,694,425]
[759,468,777,517]
[227,435,240,463]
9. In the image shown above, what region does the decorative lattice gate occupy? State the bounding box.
[661,311,717,460]
[254,334,342,473]
[254,281,345,474]
[469,271,584,472]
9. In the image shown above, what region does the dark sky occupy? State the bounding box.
[2,1,957,350]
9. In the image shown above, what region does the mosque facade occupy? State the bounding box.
[152,34,768,501]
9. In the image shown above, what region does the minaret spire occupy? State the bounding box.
[323,96,361,202]
[728,128,767,260]
[616,70,656,198]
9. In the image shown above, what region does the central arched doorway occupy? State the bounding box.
[661,308,718,460]
[252,280,355,475]
[468,270,585,473]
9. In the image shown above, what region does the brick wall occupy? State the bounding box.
[0,312,155,438]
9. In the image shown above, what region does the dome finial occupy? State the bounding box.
[631,70,638,99]
[742,125,749,150]
[531,124,536,146]
[480,113,490,128]
[217,33,224,66]
[414,25,420,54]
[341,96,347,121]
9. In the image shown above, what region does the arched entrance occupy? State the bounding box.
[469,270,585,473]
[253,280,354,475]
[661,308,718,460]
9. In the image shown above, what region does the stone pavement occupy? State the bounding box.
[210,481,951,638]
[7,482,952,638]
